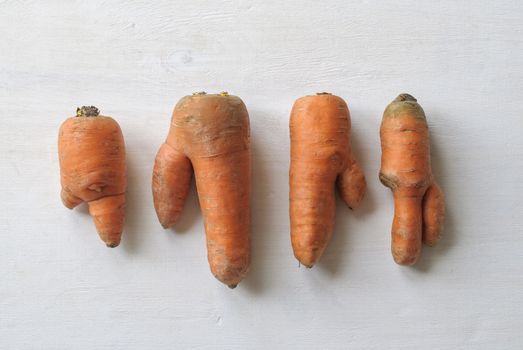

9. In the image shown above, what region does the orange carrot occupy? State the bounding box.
[152,92,251,288]
[58,106,126,247]
[290,93,366,267]
[379,94,445,265]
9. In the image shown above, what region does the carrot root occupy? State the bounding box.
[58,109,127,247]
[422,182,445,246]
[391,191,422,265]
[152,93,251,287]
[337,158,366,209]
[152,143,193,228]
[208,241,250,288]
[289,94,365,267]
[88,194,125,248]
[290,174,336,267]
[380,94,444,265]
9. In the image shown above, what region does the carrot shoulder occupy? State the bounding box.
[289,93,366,267]
[58,106,126,247]
[379,94,445,265]
[152,93,251,288]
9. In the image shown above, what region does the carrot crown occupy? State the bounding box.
[385,94,426,120]
[76,106,100,117]
[394,93,417,102]
[191,91,230,96]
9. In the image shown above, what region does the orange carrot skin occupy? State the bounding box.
[58,112,126,247]
[422,182,445,246]
[379,94,444,265]
[153,94,251,288]
[88,194,125,247]
[152,143,193,229]
[290,94,366,267]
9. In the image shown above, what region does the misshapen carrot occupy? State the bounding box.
[58,106,126,247]
[152,92,251,288]
[379,94,445,265]
[290,93,366,267]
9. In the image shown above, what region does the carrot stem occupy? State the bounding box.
[76,106,100,117]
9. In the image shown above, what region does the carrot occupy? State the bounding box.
[58,106,126,247]
[289,93,366,267]
[152,92,251,288]
[379,94,445,265]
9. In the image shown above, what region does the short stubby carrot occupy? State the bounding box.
[58,106,126,247]
[152,92,251,288]
[289,93,366,267]
[379,94,445,265]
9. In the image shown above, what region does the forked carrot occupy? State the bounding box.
[379,94,445,265]
[290,93,366,267]
[153,92,251,288]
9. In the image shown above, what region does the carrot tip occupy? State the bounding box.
[393,254,418,266]
[423,238,439,247]
[160,221,173,229]
[298,260,314,268]
[295,254,317,268]
[227,284,238,289]
[105,242,119,248]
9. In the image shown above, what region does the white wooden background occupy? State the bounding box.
[1,1,522,349]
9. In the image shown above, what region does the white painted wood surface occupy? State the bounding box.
[1,1,522,348]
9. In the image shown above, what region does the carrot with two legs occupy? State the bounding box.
[153,92,251,288]
[379,94,445,265]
